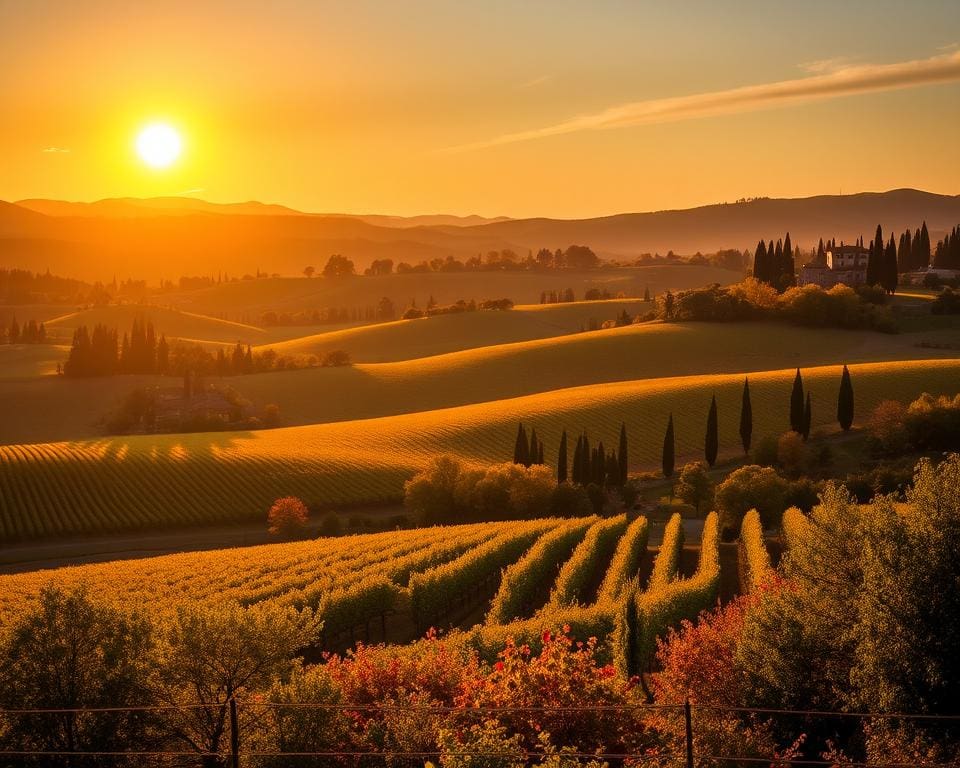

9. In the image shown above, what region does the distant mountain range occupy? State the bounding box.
[2,189,958,282]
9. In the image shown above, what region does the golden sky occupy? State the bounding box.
[2,0,959,218]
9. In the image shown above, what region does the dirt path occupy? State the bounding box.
[0,505,406,575]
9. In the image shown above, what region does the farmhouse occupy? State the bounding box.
[798,244,869,288]
[154,387,244,431]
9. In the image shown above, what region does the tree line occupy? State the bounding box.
[1,317,47,345]
[933,223,960,270]
[510,365,856,483]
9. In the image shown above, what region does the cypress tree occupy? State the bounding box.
[557,429,568,484]
[867,225,883,286]
[802,393,812,441]
[537,440,544,465]
[529,427,540,467]
[919,221,931,269]
[662,414,675,478]
[581,433,591,486]
[705,395,718,467]
[617,422,628,485]
[739,377,753,454]
[572,434,582,485]
[595,441,606,486]
[838,365,854,431]
[643,286,651,301]
[882,234,898,294]
[606,451,620,488]
[753,240,768,283]
[790,368,804,433]
[513,423,529,466]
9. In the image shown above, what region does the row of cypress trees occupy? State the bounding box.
[514,365,857,481]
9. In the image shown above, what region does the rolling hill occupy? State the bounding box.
[1,359,957,544]
[3,189,958,282]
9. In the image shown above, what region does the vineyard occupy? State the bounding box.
[1,358,957,544]
[0,508,795,673]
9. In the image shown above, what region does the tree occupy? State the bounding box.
[918,220,931,269]
[802,392,812,441]
[789,368,804,433]
[0,586,157,764]
[303,265,315,278]
[714,464,788,535]
[676,461,714,514]
[557,429,568,484]
[513,423,529,466]
[529,427,541,467]
[643,286,651,302]
[838,364,854,431]
[267,496,310,538]
[322,254,355,278]
[159,601,322,767]
[662,414,675,478]
[867,224,884,286]
[705,395,719,467]
[404,454,463,525]
[617,422,629,485]
[739,377,753,454]
[881,234,898,294]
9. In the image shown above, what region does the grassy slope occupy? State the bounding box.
[260,299,651,362]
[0,344,70,377]
[155,266,738,317]
[1,319,956,446]
[42,304,270,345]
[1,359,958,543]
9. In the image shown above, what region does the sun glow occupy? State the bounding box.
[135,123,182,169]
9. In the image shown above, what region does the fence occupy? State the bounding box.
[2,700,960,766]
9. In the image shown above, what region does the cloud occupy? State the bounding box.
[516,74,551,90]
[442,50,960,153]
[175,188,205,195]
[799,56,853,74]
[41,147,70,153]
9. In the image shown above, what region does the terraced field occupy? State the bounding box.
[1,358,957,543]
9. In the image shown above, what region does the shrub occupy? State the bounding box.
[751,434,779,467]
[715,465,788,537]
[738,509,772,592]
[263,402,280,427]
[318,511,341,537]
[867,400,908,454]
[784,478,821,512]
[267,496,310,538]
[320,349,351,367]
[776,431,808,477]
[549,483,592,517]
[675,461,714,514]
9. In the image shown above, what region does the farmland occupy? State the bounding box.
[1,358,957,543]
[1,315,956,446]
[0,510,733,672]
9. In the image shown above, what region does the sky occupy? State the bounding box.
[1,0,959,218]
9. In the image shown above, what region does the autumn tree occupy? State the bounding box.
[267,496,310,538]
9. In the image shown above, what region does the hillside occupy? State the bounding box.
[1,358,957,543]
[3,189,958,281]
[153,266,736,319]
[2,319,955,446]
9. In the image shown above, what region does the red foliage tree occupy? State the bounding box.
[267,496,309,538]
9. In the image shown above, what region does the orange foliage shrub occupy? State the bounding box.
[267,496,309,537]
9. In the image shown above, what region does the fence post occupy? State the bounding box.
[229,697,240,768]
[684,698,694,768]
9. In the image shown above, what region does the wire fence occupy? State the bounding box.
[1,699,959,766]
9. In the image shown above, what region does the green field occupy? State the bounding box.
[1,359,957,543]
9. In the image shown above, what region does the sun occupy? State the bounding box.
[135,123,182,169]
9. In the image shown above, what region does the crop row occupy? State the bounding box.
[738,509,772,592]
[547,515,628,608]
[485,517,595,625]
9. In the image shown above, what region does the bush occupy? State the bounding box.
[776,431,808,477]
[931,287,960,315]
[549,483,593,517]
[267,496,310,538]
[675,461,714,514]
[751,434,779,467]
[263,402,280,427]
[715,465,788,538]
[320,349,351,367]
[318,511,341,537]
[784,477,821,512]
[867,399,908,455]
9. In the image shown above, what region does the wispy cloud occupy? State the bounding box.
[175,188,205,196]
[41,147,70,153]
[516,74,551,90]
[442,50,960,153]
[799,56,853,74]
